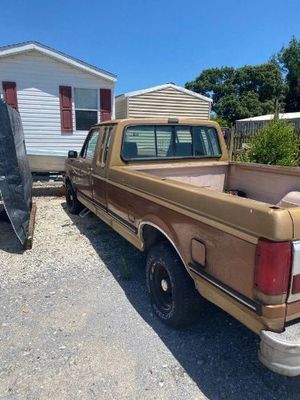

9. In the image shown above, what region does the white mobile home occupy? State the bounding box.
[116,83,212,119]
[0,41,116,170]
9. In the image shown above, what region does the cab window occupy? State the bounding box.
[122,125,221,160]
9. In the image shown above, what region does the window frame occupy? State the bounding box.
[101,125,115,167]
[74,88,99,131]
[121,124,222,162]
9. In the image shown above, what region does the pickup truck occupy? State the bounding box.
[65,117,300,376]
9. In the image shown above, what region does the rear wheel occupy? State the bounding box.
[146,242,201,327]
[65,182,83,215]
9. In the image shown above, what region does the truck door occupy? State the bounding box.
[75,128,100,201]
[92,125,115,210]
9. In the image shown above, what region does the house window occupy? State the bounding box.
[74,88,98,130]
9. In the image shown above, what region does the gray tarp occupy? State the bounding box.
[0,100,32,245]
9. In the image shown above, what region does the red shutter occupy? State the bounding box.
[59,86,73,132]
[2,81,18,111]
[100,89,112,121]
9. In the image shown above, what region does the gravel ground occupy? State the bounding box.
[0,197,300,400]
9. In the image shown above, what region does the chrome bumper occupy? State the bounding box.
[259,321,300,376]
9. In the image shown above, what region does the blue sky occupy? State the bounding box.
[1,0,299,95]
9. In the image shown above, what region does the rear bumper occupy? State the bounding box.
[259,321,300,376]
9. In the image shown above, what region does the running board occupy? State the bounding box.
[79,208,91,218]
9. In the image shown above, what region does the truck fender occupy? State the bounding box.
[138,220,193,279]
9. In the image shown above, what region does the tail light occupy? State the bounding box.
[254,239,292,304]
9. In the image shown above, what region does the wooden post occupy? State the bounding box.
[229,125,235,160]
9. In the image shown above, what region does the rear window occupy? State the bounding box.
[122,125,221,160]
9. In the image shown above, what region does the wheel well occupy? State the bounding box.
[142,224,176,253]
[141,223,194,280]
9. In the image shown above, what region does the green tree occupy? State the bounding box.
[279,36,300,112]
[186,62,284,124]
[238,120,299,166]
[210,115,229,127]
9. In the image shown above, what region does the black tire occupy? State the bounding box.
[146,242,201,328]
[65,182,84,215]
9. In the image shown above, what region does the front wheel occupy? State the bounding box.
[146,242,201,328]
[65,182,83,215]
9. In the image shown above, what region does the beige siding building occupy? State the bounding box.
[115,84,212,120]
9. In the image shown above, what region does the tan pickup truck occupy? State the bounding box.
[65,118,300,376]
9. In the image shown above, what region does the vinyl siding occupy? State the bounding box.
[0,50,115,153]
[127,86,210,119]
[115,97,127,119]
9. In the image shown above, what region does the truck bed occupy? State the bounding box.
[133,160,300,207]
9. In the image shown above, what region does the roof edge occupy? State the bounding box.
[117,83,212,102]
[236,112,300,122]
[0,41,117,82]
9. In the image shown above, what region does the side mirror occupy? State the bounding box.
[68,150,78,159]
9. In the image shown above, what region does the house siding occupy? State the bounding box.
[0,50,115,153]
[115,97,127,119]
[126,86,210,119]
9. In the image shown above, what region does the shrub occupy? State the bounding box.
[237,119,299,166]
[211,115,230,127]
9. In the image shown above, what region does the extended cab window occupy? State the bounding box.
[122,125,221,160]
[81,129,99,160]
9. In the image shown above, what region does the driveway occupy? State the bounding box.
[0,197,299,400]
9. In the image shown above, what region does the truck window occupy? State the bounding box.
[174,127,193,157]
[193,126,221,157]
[156,126,173,157]
[81,129,99,160]
[123,126,156,158]
[122,125,221,160]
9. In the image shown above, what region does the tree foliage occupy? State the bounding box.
[210,115,229,127]
[237,120,299,166]
[186,62,284,124]
[279,36,300,112]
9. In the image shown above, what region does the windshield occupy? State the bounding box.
[122,124,221,161]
